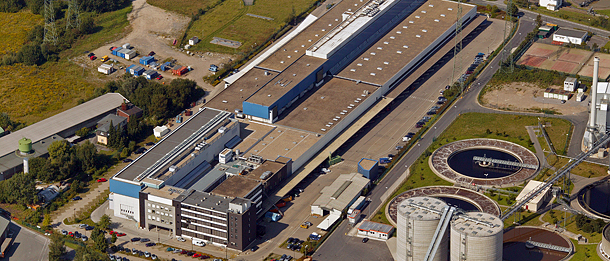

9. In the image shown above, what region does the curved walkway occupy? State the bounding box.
[386,186,501,226]
[429,138,540,187]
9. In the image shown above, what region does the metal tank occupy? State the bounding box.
[18,137,32,155]
[397,196,449,261]
[600,223,610,259]
[450,212,503,261]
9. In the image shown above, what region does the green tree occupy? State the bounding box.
[75,127,90,137]
[42,213,51,229]
[75,141,97,171]
[506,2,518,18]
[48,140,70,161]
[91,227,108,252]
[0,0,26,12]
[48,233,67,261]
[111,233,117,243]
[74,244,106,261]
[17,43,45,66]
[536,14,543,28]
[98,214,111,231]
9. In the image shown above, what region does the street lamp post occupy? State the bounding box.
[225,241,228,260]
[157,227,159,244]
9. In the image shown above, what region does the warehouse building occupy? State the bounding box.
[312,173,369,230]
[0,93,126,180]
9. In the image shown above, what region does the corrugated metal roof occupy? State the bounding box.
[0,93,126,157]
[358,220,394,234]
[312,173,369,212]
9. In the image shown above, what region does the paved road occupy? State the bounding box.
[468,0,610,37]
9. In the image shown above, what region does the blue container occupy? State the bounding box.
[112,47,123,56]
[160,62,170,71]
[126,64,135,74]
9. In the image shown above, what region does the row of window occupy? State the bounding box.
[181,231,226,244]
[147,215,173,225]
[182,205,226,218]
[181,209,225,224]
[148,208,172,217]
[182,217,226,230]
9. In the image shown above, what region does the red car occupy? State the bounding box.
[116,233,126,237]
[96,178,107,182]
[89,56,97,61]
[109,231,115,235]
[193,253,201,258]
[69,232,74,237]
[156,75,163,80]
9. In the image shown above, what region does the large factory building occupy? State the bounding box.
[108,0,481,251]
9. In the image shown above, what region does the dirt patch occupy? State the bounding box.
[91,0,236,92]
[480,82,589,115]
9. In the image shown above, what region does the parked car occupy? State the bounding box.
[85,226,94,231]
[117,233,126,237]
[193,253,202,258]
[140,238,150,242]
[135,147,146,154]
[362,237,369,243]
[176,237,186,242]
[173,249,182,254]
[61,230,68,235]
[193,241,205,247]
[144,251,151,258]
[81,236,88,241]
[88,53,95,57]
[250,246,259,252]
[166,247,174,252]
[146,142,155,146]
[72,196,82,201]
[89,55,97,61]
[122,159,133,163]
[145,242,155,247]
[96,178,107,182]
[131,237,140,242]
[156,75,163,80]
[180,250,188,255]
[79,224,88,228]
[151,254,157,260]
[148,51,156,56]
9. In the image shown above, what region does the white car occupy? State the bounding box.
[177,237,186,242]
[79,224,88,228]
[193,240,206,247]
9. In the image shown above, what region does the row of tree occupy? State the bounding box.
[95,77,203,120]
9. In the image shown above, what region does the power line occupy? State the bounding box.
[43,0,58,45]
[65,0,81,30]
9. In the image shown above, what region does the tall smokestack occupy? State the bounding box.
[590,57,600,129]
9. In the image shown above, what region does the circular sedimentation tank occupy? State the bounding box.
[578,179,610,219]
[450,212,504,261]
[18,137,32,154]
[387,186,501,226]
[397,196,448,261]
[430,138,539,187]
[503,226,572,261]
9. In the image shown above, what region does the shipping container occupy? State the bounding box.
[139,56,154,66]
[143,69,158,79]
[172,66,188,76]
[112,47,123,56]
[160,62,171,71]
[125,64,135,73]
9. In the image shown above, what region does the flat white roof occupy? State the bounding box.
[0,93,126,157]
[516,180,550,204]
[596,82,610,95]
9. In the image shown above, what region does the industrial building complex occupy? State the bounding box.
[107,0,482,251]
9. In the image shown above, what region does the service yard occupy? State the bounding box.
[90,0,235,92]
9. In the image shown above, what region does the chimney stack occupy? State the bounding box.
[590,57,600,129]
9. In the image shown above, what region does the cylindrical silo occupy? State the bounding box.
[397,196,449,261]
[450,212,504,261]
[600,223,610,258]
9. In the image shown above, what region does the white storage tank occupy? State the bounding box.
[450,212,503,261]
[397,196,449,261]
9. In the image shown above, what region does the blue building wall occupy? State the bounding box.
[243,102,269,119]
[110,179,143,198]
[270,69,319,114]
[358,158,379,180]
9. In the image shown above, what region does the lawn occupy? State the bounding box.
[546,154,608,179]
[147,0,219,16]
[185,0,318,54]
[370,113,573,225]
[0,12,43,56]
[571,239,603,261]
[62,5,133,59]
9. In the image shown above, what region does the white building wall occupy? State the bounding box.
[112,193,141,222]
[553,33,584,45]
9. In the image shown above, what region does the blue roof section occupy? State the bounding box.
[109,178,143,198]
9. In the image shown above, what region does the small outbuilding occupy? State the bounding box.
[553,28,588,45]
[540,0,562,10]
[516,180,552,212]
[153,126,170,138]
[564,77,578,92]
[357,220,394,240]
[358,158,379,180]
[139,56,155,66]
[189,36,200,45]
[143,69,158,80]
[98,63,114,75]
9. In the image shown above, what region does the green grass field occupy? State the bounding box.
[0,6,133,124]
[0,12,43,56]
[147,0,219,16]
[185,0,317,53]
[63,6,133,58]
